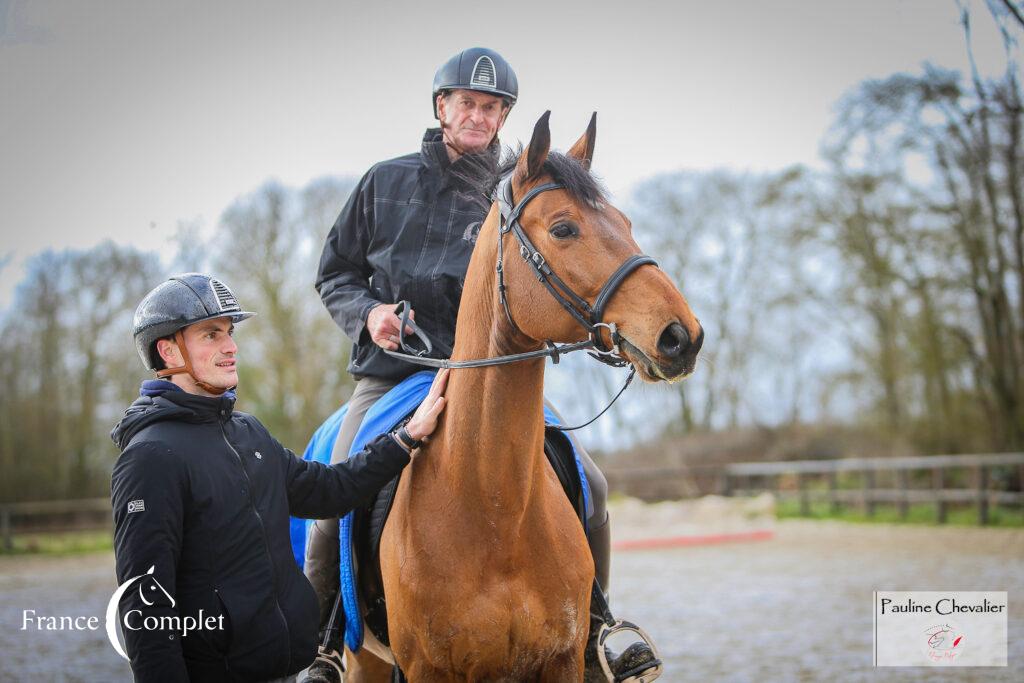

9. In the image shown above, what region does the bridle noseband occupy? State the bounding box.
[495,174,657,367]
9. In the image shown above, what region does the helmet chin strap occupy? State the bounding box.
[155,330,235,396]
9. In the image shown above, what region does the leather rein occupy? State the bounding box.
[383,174,659,429]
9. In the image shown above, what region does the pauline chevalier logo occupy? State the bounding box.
[922,622,965,662]
[874,591,1006,667]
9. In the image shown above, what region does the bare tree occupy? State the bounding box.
[212,177,358,451]
[0,243,157,502]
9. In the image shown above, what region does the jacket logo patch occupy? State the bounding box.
[254,451,262,460]
[127,499,145,514]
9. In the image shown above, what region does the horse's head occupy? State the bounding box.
[137,565,176,608]
[499,111,703,382]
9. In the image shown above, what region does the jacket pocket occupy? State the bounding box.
[211,589,232,654]
[179,589,231,667]
[218,585,291,679]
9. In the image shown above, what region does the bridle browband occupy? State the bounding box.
[382,172,660,429]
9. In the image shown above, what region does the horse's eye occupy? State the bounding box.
[549,223,578,240]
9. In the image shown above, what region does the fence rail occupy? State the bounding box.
[722,452,1024,524]
[0,497,111,551]
[4,453,1023,547]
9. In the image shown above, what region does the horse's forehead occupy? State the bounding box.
[531,188,622,227]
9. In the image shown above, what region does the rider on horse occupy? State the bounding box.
[304,47,661,682]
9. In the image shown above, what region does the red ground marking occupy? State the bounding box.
[612,529,775,551]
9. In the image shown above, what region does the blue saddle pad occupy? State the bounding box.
[289,370,590,652]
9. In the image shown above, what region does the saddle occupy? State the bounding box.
[355,423,587,647]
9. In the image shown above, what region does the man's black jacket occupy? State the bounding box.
[316,128,496,381]
[110,381,410,682]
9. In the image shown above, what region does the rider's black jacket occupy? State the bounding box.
[316,128,496,381]
[110,381,410,682]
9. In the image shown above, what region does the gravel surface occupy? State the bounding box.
[1,511,1020,682]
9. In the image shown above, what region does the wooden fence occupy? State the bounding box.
[4,453,1022,547]
[603,453,1024,525]
[0,497,111,551]
[722,452,1024,525]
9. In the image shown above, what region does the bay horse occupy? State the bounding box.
[349,112,702,681]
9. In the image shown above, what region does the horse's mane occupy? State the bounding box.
[454,144,608,211]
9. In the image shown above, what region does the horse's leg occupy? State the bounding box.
[538,650,585,683]
[344,646,394,683]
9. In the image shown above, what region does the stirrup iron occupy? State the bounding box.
[597,620,663,683]
[313,645,345,679]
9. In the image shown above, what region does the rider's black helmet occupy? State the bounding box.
[133,273,255,371]
[432,47,518,119]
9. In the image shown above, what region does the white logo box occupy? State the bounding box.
[874,591,1007,667]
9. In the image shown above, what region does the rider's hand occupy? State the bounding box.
[405,369,450,448]
[366,303,415,351]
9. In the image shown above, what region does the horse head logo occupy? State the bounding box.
[104,565,175,660]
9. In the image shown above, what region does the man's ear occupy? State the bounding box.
[436,93,448,121]
[156,337,182,369]
[496,105,510,132]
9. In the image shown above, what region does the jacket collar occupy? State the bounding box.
[421,128,451,171]
[142,379,236,421]
[420,127,501,176]
[111,381,237,449]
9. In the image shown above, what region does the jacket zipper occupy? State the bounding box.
[220,423,291,668]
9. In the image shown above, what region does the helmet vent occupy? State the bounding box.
[471,56,496,88]
[210,278,240,312]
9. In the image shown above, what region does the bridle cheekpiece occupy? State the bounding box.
[494,173,657,368]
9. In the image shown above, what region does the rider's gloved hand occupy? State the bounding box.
[367,303,416,351]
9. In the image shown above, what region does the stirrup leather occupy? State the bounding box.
[597,620,664,683]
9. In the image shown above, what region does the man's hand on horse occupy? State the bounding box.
[367,302,416,351]
[405,368,450,450]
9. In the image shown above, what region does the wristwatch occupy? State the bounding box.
[391,424,422,452]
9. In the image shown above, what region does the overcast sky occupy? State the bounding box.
[0,0,1012,310]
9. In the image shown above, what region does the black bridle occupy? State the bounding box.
[382,173,660,429]
[494,174,657,368]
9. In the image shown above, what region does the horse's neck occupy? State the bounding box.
[440,358,546,500]
[436,209,548,504]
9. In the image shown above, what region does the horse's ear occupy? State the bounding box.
[567,112,597,170]
[516,111,551,183]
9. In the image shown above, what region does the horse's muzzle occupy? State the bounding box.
[655,322,703,376]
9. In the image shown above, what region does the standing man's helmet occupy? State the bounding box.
[432,47,518,119]
[133,273,255,372]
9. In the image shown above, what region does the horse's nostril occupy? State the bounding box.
[657,322,690,357]
[692,324,705,354]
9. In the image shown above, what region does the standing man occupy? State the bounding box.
[310,48,659,681]
[111,273,449,682]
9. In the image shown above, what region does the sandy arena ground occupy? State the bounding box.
[1,498,1020,682]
